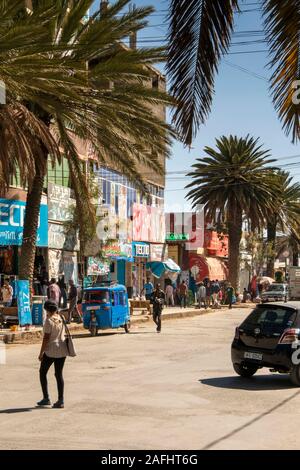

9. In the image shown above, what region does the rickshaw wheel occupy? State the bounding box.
[124,321,131,333]
[90,325,98,337]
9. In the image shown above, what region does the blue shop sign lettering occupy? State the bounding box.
[0,199,48,247]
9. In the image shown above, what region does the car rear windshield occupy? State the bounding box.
[240,306,296,329]
[84,290,110,302]
[266,284,284,292]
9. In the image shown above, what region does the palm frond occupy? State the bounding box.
[167,0,239,146]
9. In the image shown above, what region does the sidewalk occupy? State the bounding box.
[0,303,255,345]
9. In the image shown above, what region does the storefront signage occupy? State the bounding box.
[132,242,150,258]
[32,301,44,326]
[0,199,48,247]
[48,249,78,284]
[48,223,79,251]
[16,280,32,326]
[150,244,168,262]
[87,257,110,276]
[166,232,189,241]
[133,204,165,243]
[48,183,75,223]
[102,242,133,261]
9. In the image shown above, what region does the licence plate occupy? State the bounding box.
[244,352,263,361]
[86,306,100,311]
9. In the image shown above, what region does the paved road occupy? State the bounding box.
[1,307,300,450]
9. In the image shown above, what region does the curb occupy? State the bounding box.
[1,304,251,345]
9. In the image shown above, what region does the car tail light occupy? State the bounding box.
[234,327,240,340]
[279,329,300,344]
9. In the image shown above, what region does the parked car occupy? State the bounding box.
[260,283,288,303]
[231,302,300,385]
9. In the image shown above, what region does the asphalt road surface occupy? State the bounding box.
[1,307,300,450]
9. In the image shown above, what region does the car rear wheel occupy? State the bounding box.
[233,363,258,378]
[290,365,300,386]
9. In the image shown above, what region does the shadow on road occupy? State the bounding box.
[0,407,45,414]
[200,374,295,391]
[201,387,300,450]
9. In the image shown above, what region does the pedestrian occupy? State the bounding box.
[197,282,206,309]
[165,283,174,307]
[226,283,234,309]
[242,288,248,303]
[47,278,61,305]
[58,274,67,309]
[205,281,211,308]
[1,279,13,307]
[150,284,165,333]
[211,280,221,307]
[141,277,154,301]
[37,300,68,408]
[179,280,188,309]
[68,280,82,324]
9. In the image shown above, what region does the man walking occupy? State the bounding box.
[165,283,174,307]
[68,280,82,323]
[197,282,206,309]
[151,284,165,333]
[179,280,188,309]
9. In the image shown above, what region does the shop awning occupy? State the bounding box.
[189,254,228,282]
[147,259,181,278]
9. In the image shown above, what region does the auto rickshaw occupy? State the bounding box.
[82,284,130,336]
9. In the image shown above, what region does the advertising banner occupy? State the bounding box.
[48,223,79,251]
[48,183,74,223]
[133,204,165,243]
[16,280,32,326]
[0,199,48,247]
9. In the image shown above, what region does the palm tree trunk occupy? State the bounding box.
[266,220,276,278]
[291,236,299,267]
[227,204,243,291]
[18,157,47,284]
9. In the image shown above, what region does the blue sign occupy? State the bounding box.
[16,280,32,326]
[132,242,150,258]
[0,199,48,246]
[32,301,44,326]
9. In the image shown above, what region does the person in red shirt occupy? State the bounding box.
[179,280,188,309]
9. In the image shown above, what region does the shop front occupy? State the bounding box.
[0,195,48,283]
[131,242,150,296]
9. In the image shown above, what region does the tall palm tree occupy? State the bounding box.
[266,171,300,277]
[186,135,279,289]
[167,0,300,146]
[0,0,173,283]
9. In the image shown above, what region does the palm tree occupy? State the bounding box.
[186,135,279,289]
[0,0,173,283]
[167,0,300,146]
[266,171,300,278]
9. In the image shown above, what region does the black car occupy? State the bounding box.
[231,301,300,386]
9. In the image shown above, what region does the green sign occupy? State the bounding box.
[166,233,189,241]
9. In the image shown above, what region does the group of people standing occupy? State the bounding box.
[197,279,235,310]
[47,277,81,324]
[142,277,189,309]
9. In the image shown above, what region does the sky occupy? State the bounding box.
[92,0,300,212]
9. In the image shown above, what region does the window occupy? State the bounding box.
[119,291,126,306]
[84,290,109,303]
[241,306,296,330]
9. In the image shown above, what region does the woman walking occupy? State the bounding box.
[37,300,68,408]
